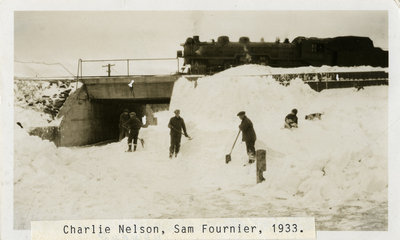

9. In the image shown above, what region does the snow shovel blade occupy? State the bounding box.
[225,154,231,164]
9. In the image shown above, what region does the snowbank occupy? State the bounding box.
[169,76,316,132]
[14,79,81,124]
[164,70,387,204]
[14,65,388,230]
[214,64,388,76]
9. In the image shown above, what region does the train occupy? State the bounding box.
[177,36,388,74]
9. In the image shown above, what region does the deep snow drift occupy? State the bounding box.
[14,65,387,230]
[14,79,80,123]
[212,64,387,76]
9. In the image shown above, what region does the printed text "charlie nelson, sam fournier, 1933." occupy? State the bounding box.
[63,223,262,235]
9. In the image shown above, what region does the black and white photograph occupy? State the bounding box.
[1,0,400,240]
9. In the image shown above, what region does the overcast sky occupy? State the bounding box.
[14,11,388,75]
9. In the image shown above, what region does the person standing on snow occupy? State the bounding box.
[168,109,190,158]
[119,108,131,141]
[237,111,257,164]
[284,108,298,129]
[126,112,142,152]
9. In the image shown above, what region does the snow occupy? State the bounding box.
[14,65,387,230]
[14,106,54,128]
[14,79,81,124]
[215,64,388,76]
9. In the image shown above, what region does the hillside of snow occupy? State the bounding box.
[14,65,387,230]
[213,64,388,76]
[14,79,81,126]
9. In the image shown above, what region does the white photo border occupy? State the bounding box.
[1,0,399,240]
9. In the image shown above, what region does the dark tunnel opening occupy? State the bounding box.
[91,98,170,144]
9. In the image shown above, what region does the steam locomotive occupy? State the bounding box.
[177,36,388,74]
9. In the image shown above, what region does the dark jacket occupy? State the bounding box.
[127,117,142,133]
[168,116,187,136]
[239,116,256,142]
[285,113,298,124]
[119,112,130,127]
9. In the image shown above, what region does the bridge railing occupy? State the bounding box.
[75,57,180,86]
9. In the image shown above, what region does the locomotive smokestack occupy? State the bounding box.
[239,36,250,44]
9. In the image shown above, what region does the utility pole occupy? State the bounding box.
[102,63,115,77]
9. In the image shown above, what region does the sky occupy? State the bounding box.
[14,11,388,76]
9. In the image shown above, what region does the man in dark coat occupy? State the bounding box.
[119,108,130,141]
[168,109,189,158]
[126,112,142,152]
[285,108,298,129]
[237,111,257,163]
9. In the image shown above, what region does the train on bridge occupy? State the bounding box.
[178,35,388,74]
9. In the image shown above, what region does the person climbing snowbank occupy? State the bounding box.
[285,109,298,129]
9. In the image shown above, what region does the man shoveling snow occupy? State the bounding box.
[168,109,191,158]
[237,111,257,164]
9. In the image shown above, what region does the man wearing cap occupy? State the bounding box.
[168,109,189,158]
[285,109,298,129]
[119,108,130,141]
[126,112,143,152]
[237,111,257,164]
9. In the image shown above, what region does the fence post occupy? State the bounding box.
[75,59,82,89]
[256,149,266,183]
[80,60,83,79]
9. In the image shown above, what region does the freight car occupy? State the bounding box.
[177,36,388,74]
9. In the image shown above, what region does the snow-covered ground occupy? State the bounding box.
[14,79,81,125]
[213,64,388,76]
[14,65,387,230]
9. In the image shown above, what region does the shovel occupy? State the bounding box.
[138,138,145,147]
[225,130,241,164]
[122,125,145,147]
[171,126,193,140]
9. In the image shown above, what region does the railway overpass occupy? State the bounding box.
[57,75,180,146]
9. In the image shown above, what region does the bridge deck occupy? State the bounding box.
[80,75,180,99]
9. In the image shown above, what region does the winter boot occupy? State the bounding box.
[127,144,132,152]
[248,153,255,164]
[169,152,173,159]
[133,144,137,152]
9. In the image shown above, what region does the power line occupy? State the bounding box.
[14,60,75,76]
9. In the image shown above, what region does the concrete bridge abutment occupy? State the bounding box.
[56,75,178,146]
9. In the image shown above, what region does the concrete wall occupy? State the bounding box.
[56,75,178,146]
[82,75,178,100]
[144,103,169,126]
[57,86,111,146]
[57,86,169,146]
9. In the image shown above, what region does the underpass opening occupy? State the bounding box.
[90,98,170,144]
